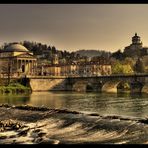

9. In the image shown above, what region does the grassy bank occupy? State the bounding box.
[0,83,31,94]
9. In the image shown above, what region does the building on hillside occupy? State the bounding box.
[38,55,112,77]
[52,54,59,65]
[124,33,148,58]
[0,43,37,77]
[78,61,111,77]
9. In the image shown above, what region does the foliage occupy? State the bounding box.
[111,49,125,60]
[112,61,123,74]
[134,58,145,73]
[0,83,31,94]
[122,65,134,74]
[121,57,135,68]
[75,49,111,58]
[117,82,130,90]
[0,59,16,86]
[112,60,134,74]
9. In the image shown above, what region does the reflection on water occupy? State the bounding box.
[0,94,30,105]
[0,91,147,118]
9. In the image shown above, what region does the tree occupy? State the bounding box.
[134,58,145,73]
[111,49,125,60]
[111,60,123,74]
[122,65,134,74]
[1,59,16,85]
[122,57,135,68]
[112,60,133,74]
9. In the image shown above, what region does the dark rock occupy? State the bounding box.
[15,105,49,112]
[55,109,80,114]
[34,129,41,133]
[0,104,11,108]
[0,135,7,139]
[138,119,148,124]
[39,138,60,144]
[34,137,43,143]
[89,113,100,116]
[9,135,16,138]
[38,132,46,137]
[0,127,4,132]
[17,128,30,136]
[103,115,120,120]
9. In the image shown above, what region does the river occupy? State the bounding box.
[0,91,147,118]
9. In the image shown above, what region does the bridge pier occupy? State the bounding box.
[130,81,144,94]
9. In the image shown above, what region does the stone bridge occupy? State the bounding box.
[28,74,148,94]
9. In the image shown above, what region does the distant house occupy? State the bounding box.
[38,54,112,77]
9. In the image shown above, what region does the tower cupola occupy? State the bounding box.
[132,33,141,44]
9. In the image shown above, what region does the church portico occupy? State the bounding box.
[15,59,37,76]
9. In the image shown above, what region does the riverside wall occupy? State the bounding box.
[29,78,70,91]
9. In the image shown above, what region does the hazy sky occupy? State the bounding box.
[1,4,148,52]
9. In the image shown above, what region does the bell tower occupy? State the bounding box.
[52,54,59,65]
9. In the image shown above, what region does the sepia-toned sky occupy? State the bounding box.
[0,4,148,52]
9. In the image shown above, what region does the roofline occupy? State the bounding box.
[0,50,32,53]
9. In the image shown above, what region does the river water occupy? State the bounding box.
[0,91,147,118]
[0,91,148,144]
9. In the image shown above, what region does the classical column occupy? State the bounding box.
[20,60,21,68]
[24,60,26,73]
[29,60,31,75]
[30,60,32,75]
[32,60,34,75]
[35,60,37,75]
[27,60,30,75]
[16,60,18,72]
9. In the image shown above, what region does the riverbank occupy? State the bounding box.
[0,83,31,94]
[0,104,147,144]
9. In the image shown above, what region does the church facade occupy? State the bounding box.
[0,43,37,77]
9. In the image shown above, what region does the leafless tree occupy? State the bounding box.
[0,58,16,85]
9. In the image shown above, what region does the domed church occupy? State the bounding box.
[124,33,148,58]
[0,43,37,77]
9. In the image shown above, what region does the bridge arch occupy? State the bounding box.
[72,81,88,92]
[141,84,148,94]
[102,80,131,93]
[130,81,144,93]
[72,81,103,92]
[86,83,94,92]
[117,81,131,93]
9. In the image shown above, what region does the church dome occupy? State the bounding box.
[5,43,29,52]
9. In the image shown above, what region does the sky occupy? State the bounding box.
[0,4,148,52]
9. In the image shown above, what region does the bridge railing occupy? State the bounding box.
[6,73,148,79]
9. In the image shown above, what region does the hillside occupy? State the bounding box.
[75,49,111,58]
